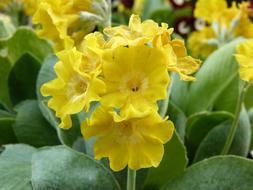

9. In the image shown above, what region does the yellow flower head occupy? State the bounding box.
[41,48,105,129]
[33,0,110,51]
[82,106,174,171]
[167,39,202,81]
[189,0,253,58]
[23,0,39,15]
[101,44,170,115]
[103,14,200,81]
[235,40,253,84]
[194,0,227,23]
[188,27,217,58]
[104,14,173,48]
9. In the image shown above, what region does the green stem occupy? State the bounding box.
[221,82,250,155]
[127,167,136,190]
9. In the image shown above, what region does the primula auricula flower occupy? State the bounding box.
[188,0,253,58]
[104,14,173,48]
[23,0,39,15]
[101,45,170,115]
[235,40,253,84]
[82,106,174,171]
[91,14,201,81]
[33,0,111,51]
[41,48,105,129]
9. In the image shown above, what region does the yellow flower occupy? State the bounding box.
[167,39,202,81]
[188,26,217,58]
[194,0,227,23]
[101,45,170,115]
[104,14,200,80]
[82,106,174,171]
[189,1,253,58]
[33,0,110,51]
[41,48,105,129]
[104,14,173,48]
[23,0,39,15]
[132,0,145,15]
[235,40,253,84]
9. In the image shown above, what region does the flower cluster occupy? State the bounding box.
[188,0,253,58]
[235,40,253,85]
[33,0,111,51]
[41,14,201,171]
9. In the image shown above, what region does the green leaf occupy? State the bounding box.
[13,100,60,147]
[144,131,188,190]
[170,39,243,116]
[142,0,168,19]
[0,144,36,190]
[8,53,41,105]
[0,109,15,117]
[0,27,52,64]
[186,39,243,115]
[185,111,234,161]
[170,73,190,114]
[167,101,187,140]
[36,55,59,128]
[31,146,121,190]
[194,106,251,162]
[0,117,17,146]
[162,156,253,190]
[56,115,85,152]
[0,56,12,109]
[149,7,172,24]
[166,7,193,26]
[245,86,253,110]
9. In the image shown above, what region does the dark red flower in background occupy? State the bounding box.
[121,0,134,8]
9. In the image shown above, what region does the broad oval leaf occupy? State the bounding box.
[36,55,58,128]
[194,106,251,162]
[167,101,187,140]
[8,53,41,105]
[0,27,52,64]
[186,39,243,115]
[0,144,36,190]
[31,146,121,190]
[0,56,12,109]
[170,39,243,116]
[0,117,17,146]
[13,100,60,147]
[245,86,253,110]
[162,156,253,190]
[185,111,234,161]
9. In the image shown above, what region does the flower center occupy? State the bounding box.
[120,72,148,93]
[127,77,142,92]
[115,121,140,144]
[67,75,88,98]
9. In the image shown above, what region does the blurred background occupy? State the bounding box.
[111,0,252,38]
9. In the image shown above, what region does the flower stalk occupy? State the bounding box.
[127,167,136,190]
[221,81,250,155]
